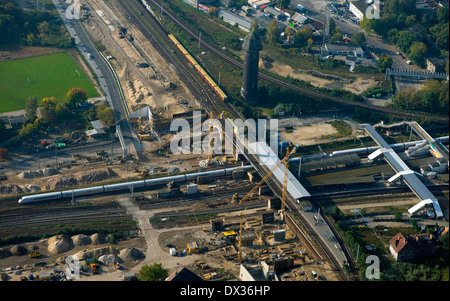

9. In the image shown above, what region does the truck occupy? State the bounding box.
[297,4,305,12]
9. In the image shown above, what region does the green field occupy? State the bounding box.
[0,52,99,113]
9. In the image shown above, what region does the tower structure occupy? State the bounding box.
[241,30,262,103]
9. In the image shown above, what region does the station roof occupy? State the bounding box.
[363,124,443,218]
[302,153,361,170]
[248,141,310,200]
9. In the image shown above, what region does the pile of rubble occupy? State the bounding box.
[45,168,118,190]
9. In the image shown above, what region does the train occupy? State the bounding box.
[167,34,228,101]
[18,165,253,204]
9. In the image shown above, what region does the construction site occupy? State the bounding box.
[0,0,448,283]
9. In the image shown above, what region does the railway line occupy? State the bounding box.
[116,0,223,116]
[141,0,448,124]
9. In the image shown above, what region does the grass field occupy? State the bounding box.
[0,52,99,113]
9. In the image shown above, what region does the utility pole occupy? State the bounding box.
[198,31,202,48]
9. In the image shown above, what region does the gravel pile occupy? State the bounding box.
[47,235,74,254]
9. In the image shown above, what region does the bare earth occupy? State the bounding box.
[280,123,337,146]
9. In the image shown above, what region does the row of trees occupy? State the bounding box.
[19,88,105,138]
[0,0,74,48]
[387,79,449,116]
[360,0,449,67]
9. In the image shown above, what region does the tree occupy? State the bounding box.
[266,19,280,46]
[277,0,290,9]
[138,263,168,281]
[293,26,313,47]
[65,88,87,108]
[437,6,449,24]
[376,54,393,73]
[350,32,366,46]
[55,102,70,120]
[249,19,259,33]
[39,97,57,124]
[409,41,427,67]
[396,30,417,53]
[25,96,37,122]
[96,104,115,126]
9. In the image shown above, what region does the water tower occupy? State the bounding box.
[241,30,262,104]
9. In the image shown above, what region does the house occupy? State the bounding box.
[247,0,271,9]
[291,12,308,25]
[389,232,437,262]
[324,43,364,58]
[165,267,203,281]
[349,0,370,20]
[425,57,447,73]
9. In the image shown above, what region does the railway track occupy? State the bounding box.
[142,0,448,124]
[116,0,223,116]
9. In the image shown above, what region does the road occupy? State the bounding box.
[52,0,143,161]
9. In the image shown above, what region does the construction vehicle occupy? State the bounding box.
[232,193,239,204]
[28,251,41,258]
[90,263,98,274]
[238,143,297,205]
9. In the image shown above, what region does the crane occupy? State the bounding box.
[237,144,297,205]
[237,208,247,263]
[280,158,289,220]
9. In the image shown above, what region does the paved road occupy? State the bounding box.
[52,0,143,161]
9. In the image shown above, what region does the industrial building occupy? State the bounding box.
[348,0,370,20]
[218,10,252,32]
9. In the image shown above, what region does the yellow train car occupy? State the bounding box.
[167,34,228,102]
[215,87,228,101]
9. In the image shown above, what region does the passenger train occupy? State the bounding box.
[18,165,253,204]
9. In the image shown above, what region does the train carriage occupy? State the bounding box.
[167,33,228,101]
[61,186,105,198]
[19,192,63,204]
[103,180,146,192]
[145,174,186,187]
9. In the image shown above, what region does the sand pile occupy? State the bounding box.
[119,247,145,261]
[9,245,27,256]
[0,248,12,259]
[46,175,77,190]
[0,184,23,195]
[99,254,123,266]
[45,168,118,189]
[74,246,118,260]
[71,234,92,246]
[90,233,106,244]
[17,168,60,179]
[75,168,118,184]
[47,235,74,254]
[24,184,41,193]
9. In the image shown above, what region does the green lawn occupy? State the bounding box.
[0,52,99,113]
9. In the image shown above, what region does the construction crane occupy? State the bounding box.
[237,208,247,263]
[280,158,290,220]
[237,144,297,205]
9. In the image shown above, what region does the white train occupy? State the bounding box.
[18,166,253,204]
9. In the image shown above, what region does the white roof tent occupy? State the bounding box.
[248,141,310,200]
[364,124,443,218]
[128,106,153,123]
